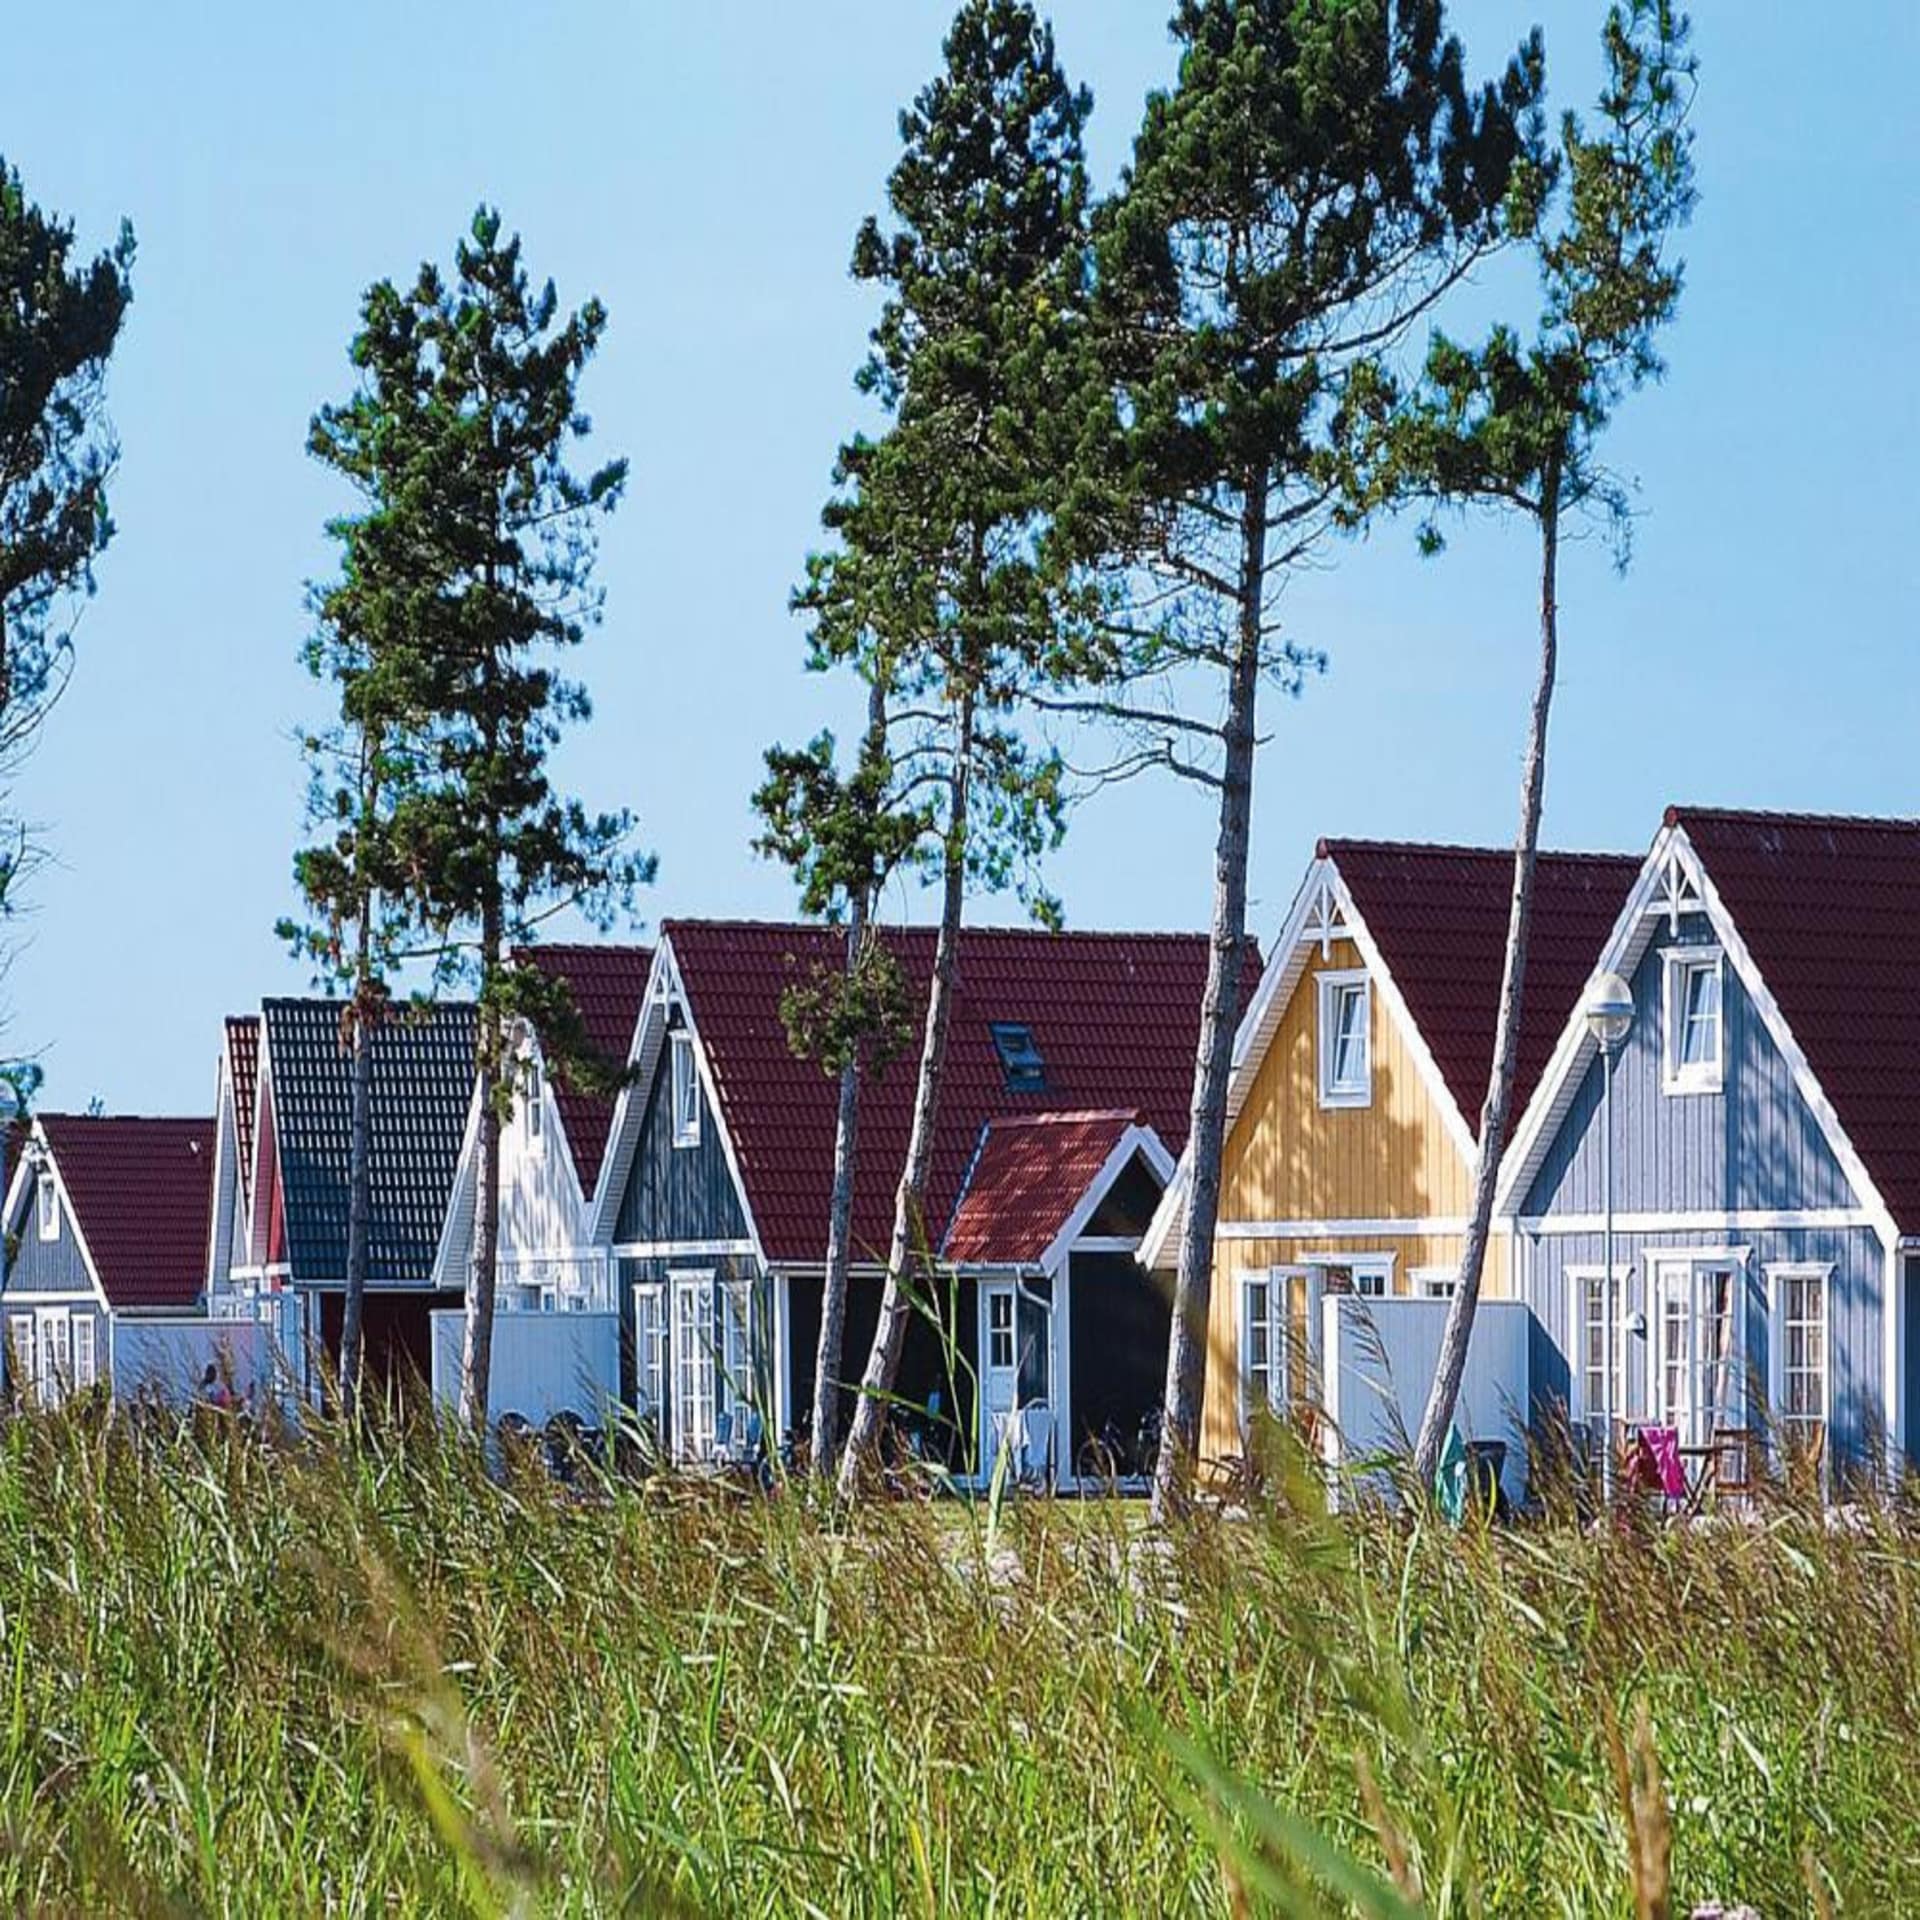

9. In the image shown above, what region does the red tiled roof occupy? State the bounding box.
[942,1109,1142,1266]
[1322,840,1641,1135]
[1671,807,1920,1234]
[225,1016,260,1204]
[38,1114,214,1310]
[520,944,654,1194]
[666,920,1260,1268]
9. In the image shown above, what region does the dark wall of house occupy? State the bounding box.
[1068,1250,1170,1473]
[1086,1154,1164,1239]
[6,1183,95,1295]
[616,1253,769,1446]
[613,1052,749,1247]
[787,1270,977,1473]
[316,1289,458,1415]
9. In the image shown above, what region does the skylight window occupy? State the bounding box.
[989,1022,1046,1092]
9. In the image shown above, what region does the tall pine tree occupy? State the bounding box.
[1056,0,1541,1515]
[1370,0,1697,1483]
[351,210,649,1431]
[0,159,133,1115]
[796,0,1094,1497]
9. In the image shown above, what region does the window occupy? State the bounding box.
[1316,972,1371,1108]
[1309,1255,1393,1298]
[35,1173,57,1242]
[37,1311,69,1407]
[1769,1264,1829,1463]
[525,1060,543,1142]
[669,1030,701,1149]
[987,1289,1015,1371]
[989,1022,1046,1092]
[1651,1259,1743,1446]
[1570,1267,1628,1446]
[1413,1268,1457,1299]
[720,1279,754,1410]
[1241,1267,1317,1423]
[634,1283,667,1425]
[7,1313,32,1398]
[1663,948,1724,1094]
[70,1316,96,1393]
[671,1273,716,1461]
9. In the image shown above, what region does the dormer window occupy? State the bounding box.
[989,1022,1046,1093]
[35,1173,57,1243]
[670,1029,701,1148]
[1317,971,1371,1109]
[1663,948,1723,1095]
[525,1060,544,1142]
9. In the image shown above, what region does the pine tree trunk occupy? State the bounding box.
[1153,484,1265,1521]
[340,923,374,1429]
[837,689,974,1498]
[1412,465,1562,1486]
[810,898,869,1481]
[461,889,505,1436]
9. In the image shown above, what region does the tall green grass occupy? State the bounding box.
[0,1401,1914,1915]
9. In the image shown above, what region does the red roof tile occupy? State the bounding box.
[225,1016,259,1204]
[1670,807,1920,1234]
[666,921,1260,1268]
[942,1109,1142,1266]
[1322,840,1641,1134]
[520,944,654,1194]
[38,1114,214,1310]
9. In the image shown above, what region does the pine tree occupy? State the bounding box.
[1372,1,1697,1485]
[1056,0,1541,1515]
[793,0,1094,1497]
[0,159,133,1116]
[349,209,650,1432]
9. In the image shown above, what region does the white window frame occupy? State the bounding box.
[1305,1252,1395,1298]
[670,1271,716,1462]
[1566,1265,1630,1444]
[987,1288,1015,1373]
[1315,970,1372,1110]
[1662,946,1725,1096]
[1239,1266,1321,1428]
[525,1058,543,1144]
[35,1172,58,1243]
[633,1281,668,1428]
[1649,1255,1745,1448]
[1412,1267,1457,1299]
[669,1030,701,1150]
[37,1308,70,1407]
[719,1278,755,1413]
[7,1312,33,1398]
[1766,1262,1831,1471]
[70,1314,96,1393]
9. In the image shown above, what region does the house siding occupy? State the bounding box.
[612,1050,749,1248]
[1519,914,1888,1477]
[6,1184,96,1295]
[617,1252,771,1452]
[497,1076,590,1267]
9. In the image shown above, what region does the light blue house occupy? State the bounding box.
[1498,808,1920,1488]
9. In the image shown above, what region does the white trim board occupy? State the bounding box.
[1215,1217,1471,1242]
[1518,1208,1875,1237]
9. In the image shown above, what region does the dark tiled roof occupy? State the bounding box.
[1671,807,1920,1234]
[225,1015,260,1204]
[1322,840,1641,1135]
[259,999,476,1286]
[667,920,1258,1268]
[517,944,653,1195]
[942,1109,1141,1266]
[38,1114,214,1310]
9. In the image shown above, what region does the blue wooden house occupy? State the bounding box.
[1498,809,1920,1487]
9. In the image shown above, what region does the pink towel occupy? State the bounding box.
[1635,1425,1687,1502]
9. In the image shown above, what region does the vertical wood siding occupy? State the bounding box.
[1219,941,1474,1228]
[5,1186,96,1295]
[1522,917,1852,1220]
[613,1052,750,1248]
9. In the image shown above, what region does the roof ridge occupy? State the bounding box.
[1320,835,1638,866]
[983,1107,1142,1130]
[663,916,1220,943]
[40,1112,212,1127]
[1667,804,1920,832]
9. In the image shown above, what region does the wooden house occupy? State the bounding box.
[1143,840,1637,1475]
[1500,808,1920,1487]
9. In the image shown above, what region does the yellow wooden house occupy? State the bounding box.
[1143,838,1638,1471]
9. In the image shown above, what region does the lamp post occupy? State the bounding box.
[1584,972,1635,1500]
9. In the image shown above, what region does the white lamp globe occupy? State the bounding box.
[1583,971,1635,1050]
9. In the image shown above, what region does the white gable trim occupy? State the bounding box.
[1141,852,1480,1269]
[2,1124,113,1316]
[1495,825,1899,1248]
[1032,1124,1174,1278]
[584,938,767,1269]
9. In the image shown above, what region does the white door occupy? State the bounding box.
[671,1273,716,1464]
[1653,1260,1740,1448]
[979,1282,1049,1482]
[36,1309,70,1407]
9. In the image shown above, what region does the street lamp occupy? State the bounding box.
[1584,971,1634,1500]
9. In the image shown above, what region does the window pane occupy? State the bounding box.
[1333,986,1367,1087]
[1680,963,1721,1067]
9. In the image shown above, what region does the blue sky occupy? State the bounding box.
[2,3,1915,1113]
